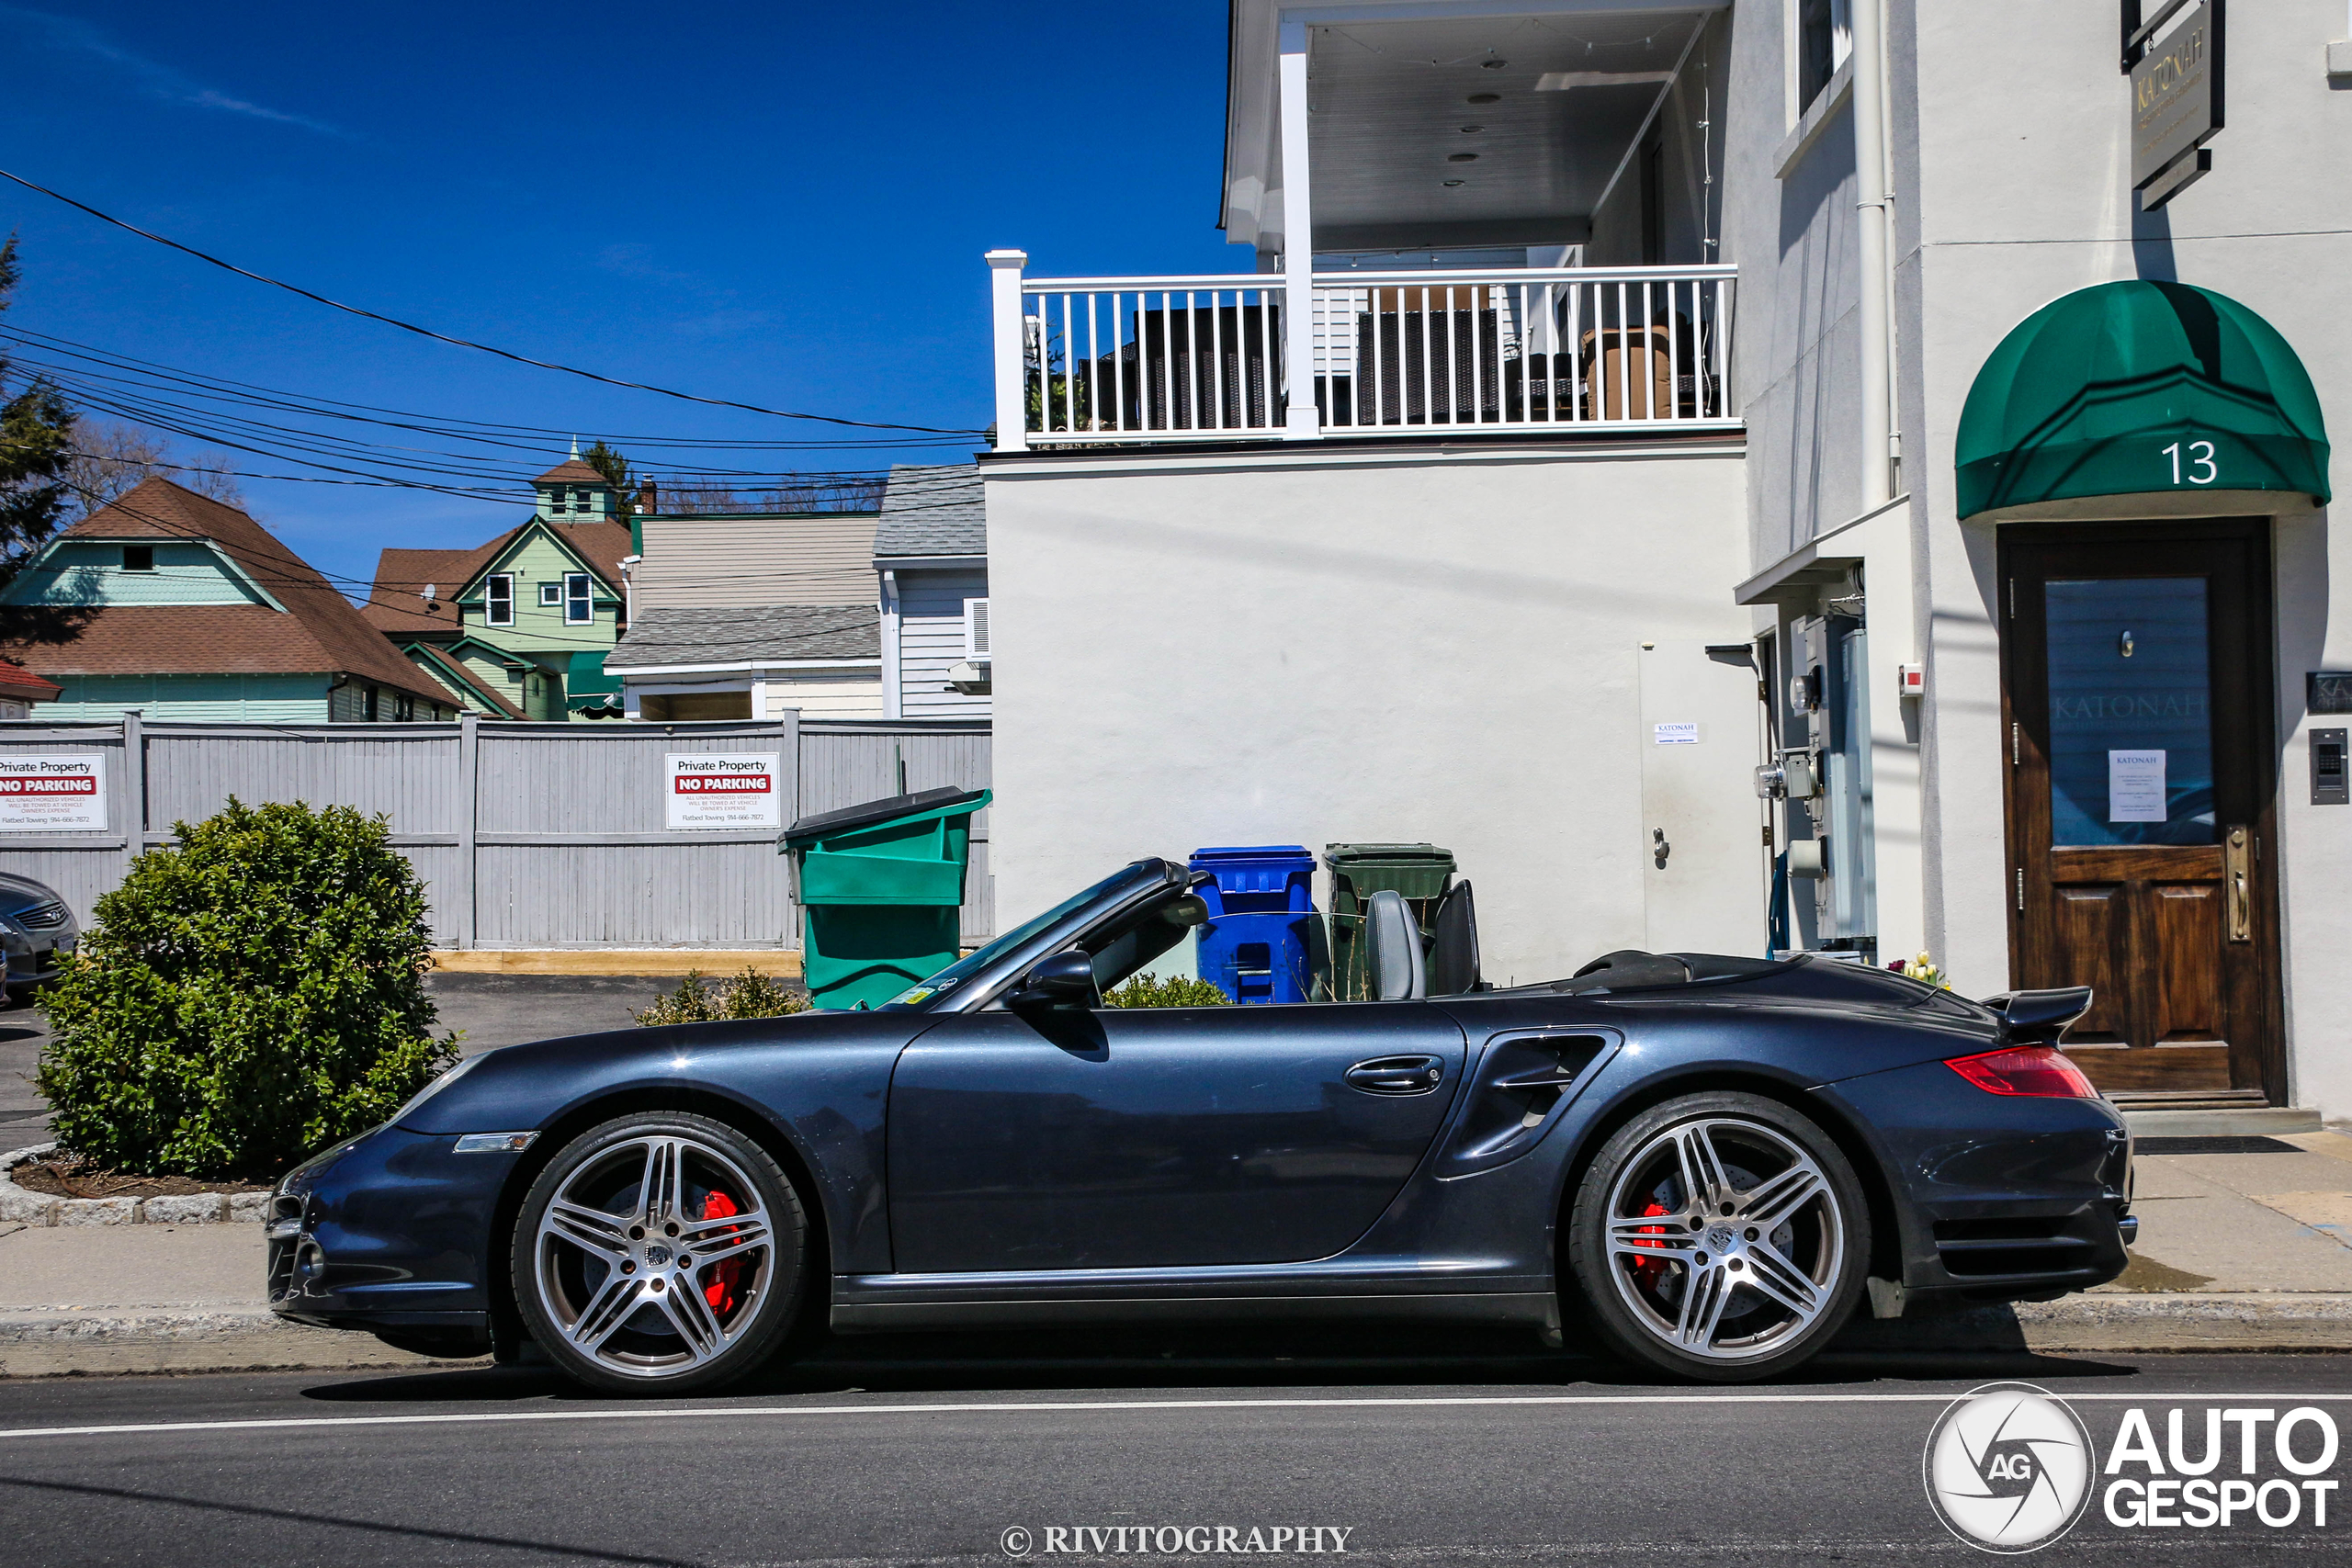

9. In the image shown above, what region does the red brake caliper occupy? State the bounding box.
[699,1190,745,1316]
[1627,1200,1674,1292]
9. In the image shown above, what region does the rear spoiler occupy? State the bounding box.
[1976,987,2094,1045]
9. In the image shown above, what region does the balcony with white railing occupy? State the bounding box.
[988,255,1736,450]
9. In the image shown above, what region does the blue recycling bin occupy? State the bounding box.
[1189,845,1318,1005]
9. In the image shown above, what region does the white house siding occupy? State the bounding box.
[984,443,1748,988]
[1716,0,2352,1113]
[634,514,878,611]
[761,671,885,720]
[896,567,990,719]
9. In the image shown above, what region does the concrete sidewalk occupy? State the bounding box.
[0,1221,481,1377]
[7,1130,2352,1376]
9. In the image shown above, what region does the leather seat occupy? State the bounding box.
[1365,888,1427,1001]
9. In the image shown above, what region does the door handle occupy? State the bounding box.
[2224,826,2252,943]
[1345,1055,1445,1095]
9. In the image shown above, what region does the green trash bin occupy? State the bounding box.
[783,786,991,1010]
[1325,842,1456,1001]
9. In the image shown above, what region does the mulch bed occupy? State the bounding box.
[8,1151,271,1200]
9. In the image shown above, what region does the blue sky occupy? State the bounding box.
[0,2,1236,592]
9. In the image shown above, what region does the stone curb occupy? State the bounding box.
[5,1291,2350,1380]
[1834,1292,2352,1354]
[0,1308,486,1378]
[0,1143,267,1227]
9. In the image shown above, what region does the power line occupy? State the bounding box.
[0,165,985,437]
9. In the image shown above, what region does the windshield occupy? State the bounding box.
[879,864,1158,1010]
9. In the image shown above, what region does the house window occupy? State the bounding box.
[1796,0,1851,115]
[539,581,563,606]
[964,597,992,660]
[486,573,515,626]
[565,572,594,625]
[396,693,414,722]
[122,545,155,573]
[548,485,566,513]
[365,686,379,721]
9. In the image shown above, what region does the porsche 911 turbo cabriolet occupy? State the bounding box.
[269,858,2133,1390]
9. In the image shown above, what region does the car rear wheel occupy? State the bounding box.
[1566,1091,1868,1382]
[514,1111,809,1394]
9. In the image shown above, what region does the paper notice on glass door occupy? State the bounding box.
[2108,750,2167,822]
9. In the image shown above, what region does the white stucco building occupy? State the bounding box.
[978,0,2348,1130]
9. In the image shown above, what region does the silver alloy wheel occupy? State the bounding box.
[1600,1115,1844,1362]
[532,1134,776,1380]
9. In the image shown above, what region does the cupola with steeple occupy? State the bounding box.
[532,438,616,522]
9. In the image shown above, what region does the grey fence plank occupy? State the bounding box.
[0,716,989,950]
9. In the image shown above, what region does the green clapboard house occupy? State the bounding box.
[364,449,632,721]
[0,477,459,722]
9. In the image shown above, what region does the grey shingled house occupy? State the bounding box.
[875,465,988,718]
[607,501,884,720]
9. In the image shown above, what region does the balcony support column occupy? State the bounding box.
[986,249,1029,453]
[1277,22,1321,440]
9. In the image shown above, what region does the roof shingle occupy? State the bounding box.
[606,604,880,670]
[875,465,985,558]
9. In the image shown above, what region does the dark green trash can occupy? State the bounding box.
[1325,842,1456,1001]
[783,786,990,1010]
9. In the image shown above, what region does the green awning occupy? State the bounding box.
[1955,281,2329,520]
[564,650,622,710]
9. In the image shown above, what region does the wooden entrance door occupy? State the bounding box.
[2001,522,2283,1107]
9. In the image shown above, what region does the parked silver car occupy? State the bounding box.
[0,874,77,1000]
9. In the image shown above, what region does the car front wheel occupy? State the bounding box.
[1566,1090,1868,1382]
[514,1111,809,1394]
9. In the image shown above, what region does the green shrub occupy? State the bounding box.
[634,966,809,1025]
[1101,973,1233,1009]
[35,798,458,1179]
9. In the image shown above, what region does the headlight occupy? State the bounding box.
[0,918,28,955]
[391,1052,486,1125]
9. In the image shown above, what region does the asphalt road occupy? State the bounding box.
[5,1341,2352,1566]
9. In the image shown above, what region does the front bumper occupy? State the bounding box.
[1816,1057,2132,1303]
[6,936,74,990]
[267,1122,526,1348]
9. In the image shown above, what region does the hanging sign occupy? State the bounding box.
[664,752,783,830]
[2129,0,2223,206]
[0,753,107,831]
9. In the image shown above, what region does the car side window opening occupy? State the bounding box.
[1077,892,1206,994]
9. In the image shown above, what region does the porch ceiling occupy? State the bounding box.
[1224,1,1722,254]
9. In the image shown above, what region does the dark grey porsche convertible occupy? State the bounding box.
[269,858,2133,1391]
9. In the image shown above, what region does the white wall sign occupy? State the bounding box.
[2108,749,2168,823]
[1653,722,1701,745]
[0,753,107,831]
[664,752,783,830]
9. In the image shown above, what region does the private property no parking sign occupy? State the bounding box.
[0,753,106,831]
[664,752,782,830]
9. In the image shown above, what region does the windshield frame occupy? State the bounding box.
[876,860,1185,1013]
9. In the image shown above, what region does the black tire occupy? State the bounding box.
[1566,1090,1869,1382]
[513,1111,809,1394]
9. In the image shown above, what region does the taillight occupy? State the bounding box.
[1947,1044,2098,1099]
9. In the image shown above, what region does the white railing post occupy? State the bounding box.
[1277,24,1321,440]
[986,250,1030,453]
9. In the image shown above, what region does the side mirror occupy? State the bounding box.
[1010,950,1099,1011]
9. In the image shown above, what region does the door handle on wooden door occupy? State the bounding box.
[2224,826,2252,942]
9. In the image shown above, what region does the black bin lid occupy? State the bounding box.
[786,786,989,841]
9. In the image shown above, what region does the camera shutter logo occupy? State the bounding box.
[1923,1382,2098,1552]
